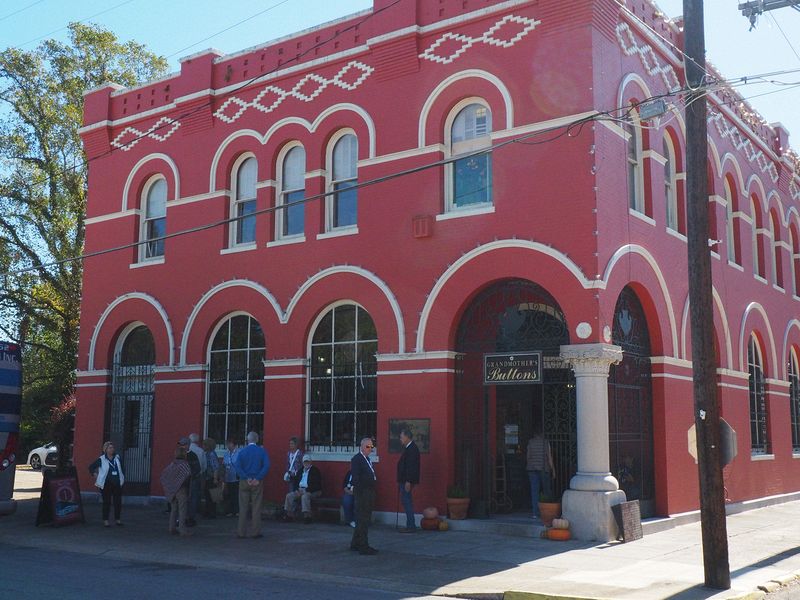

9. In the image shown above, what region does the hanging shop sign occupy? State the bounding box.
[483,352,542,385]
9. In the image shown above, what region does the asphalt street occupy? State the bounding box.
[0,544,446,600]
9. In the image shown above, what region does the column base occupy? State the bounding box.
[562,489,626,542]
[569,472,619,492]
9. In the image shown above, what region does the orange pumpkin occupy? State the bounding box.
[438,519,449,531]
[547,527,571,541]
[420,517,440,530]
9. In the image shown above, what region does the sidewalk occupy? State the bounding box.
[3,468,799,600]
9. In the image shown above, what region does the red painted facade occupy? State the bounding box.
[76,0,800,519]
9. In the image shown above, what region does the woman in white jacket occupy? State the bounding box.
[88,441,125,527]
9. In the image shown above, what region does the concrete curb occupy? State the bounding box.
[503,592,609,600]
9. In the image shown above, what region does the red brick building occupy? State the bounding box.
[76,0,800,540]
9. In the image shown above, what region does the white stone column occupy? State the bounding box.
[559,343,626,541]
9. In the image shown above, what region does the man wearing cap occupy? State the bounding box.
[283,454,322,524]
[234,431,270,538]
[178,437,202,527]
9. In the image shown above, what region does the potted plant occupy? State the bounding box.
[538,491,561,527]
[446,484,470,520]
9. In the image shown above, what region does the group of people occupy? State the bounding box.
[88,426,422,556]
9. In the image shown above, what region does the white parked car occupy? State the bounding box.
[27,443,58,470]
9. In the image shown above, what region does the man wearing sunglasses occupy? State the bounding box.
[350,437,378,555]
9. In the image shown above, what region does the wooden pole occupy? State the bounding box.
[682,0,731,589]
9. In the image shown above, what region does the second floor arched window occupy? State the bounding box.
[448,102,492,210]
[141,177,166,261]
[232,157,257,246]
[330,133,358,229]
[279,145,306,238]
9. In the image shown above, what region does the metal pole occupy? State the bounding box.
[683,0,731,589]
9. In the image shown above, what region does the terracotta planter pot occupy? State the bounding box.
[446,497,470,520]
[538,501,561,527]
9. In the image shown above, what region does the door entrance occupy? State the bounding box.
[454,279,576,517]
[609,287,655,517]
[107,325,155,496]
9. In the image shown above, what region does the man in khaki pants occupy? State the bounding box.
[234,431,270,538]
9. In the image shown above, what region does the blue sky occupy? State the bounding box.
[2,0,800,146]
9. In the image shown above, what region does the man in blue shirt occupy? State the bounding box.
[234,431,270,538]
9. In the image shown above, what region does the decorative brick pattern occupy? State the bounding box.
[418,14,541,65]
[213,60,374,124]
[615,22,680,92]
[111,117,181,151]
[708,108,780,184]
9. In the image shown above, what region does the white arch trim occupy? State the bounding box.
[209,104,377,191]
[416,240,597,353]
[418,69,514,148]
[679,287,733,368]
[739,302,778,374]
[782,319,800,379]
[285,266,406,354]
[618,72,654,108]
[181,280,283,365]
[89,292,174,370]
[122,153,180,212]
[602,244,679,358]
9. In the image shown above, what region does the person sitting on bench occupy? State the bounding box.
[283,455,322,523]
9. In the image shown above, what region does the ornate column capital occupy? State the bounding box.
[559,343,622,376]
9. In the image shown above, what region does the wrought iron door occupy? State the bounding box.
[455,279,575,516]
[608,287,655,516]
[108,362,154,495]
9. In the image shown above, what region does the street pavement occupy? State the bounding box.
[3,467,800,600]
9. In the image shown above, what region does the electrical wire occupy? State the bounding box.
[0,0,46,23]
[164,0,294,60]
[0,89,692,277]
[768,11,800,64]
[13,0,137,49]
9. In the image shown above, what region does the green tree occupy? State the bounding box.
[0,23,168,451]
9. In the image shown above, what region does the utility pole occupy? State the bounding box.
[739,1,800,28]
[683,0,731,590]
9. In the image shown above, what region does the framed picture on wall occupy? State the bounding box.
[388,418,430,453]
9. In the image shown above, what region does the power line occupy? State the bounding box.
[164,0,294,60]
[0,89,689,277]
[0,0,46,23]
[767,11,800,63]
[13,0,137,49]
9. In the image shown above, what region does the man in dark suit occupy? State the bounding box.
[350,437,378,555]
[283,454,322,523]
[396,428,420,533]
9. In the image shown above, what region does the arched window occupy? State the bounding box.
[232,157,257,245]
[119,325,155,366]
[724,177,740,265]
[624,115,643,213]
[141,178,166,260]
[751,194,766,278]
[448,102,492,209]
[278,145,305,238]
[789,351,800,453]
[769,210,783,288]
[791,224,800,296]
[308,304,377,451]
[663,137,677,231]
[748,335,769,454]
[329,133,358,229]
[207,314,265,446]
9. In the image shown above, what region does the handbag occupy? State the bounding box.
[209,483,224,504]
